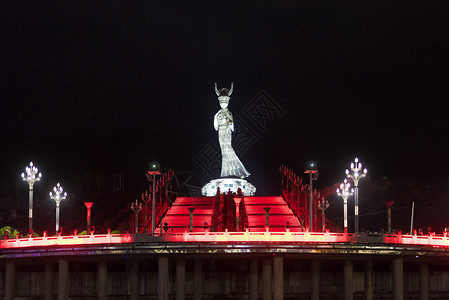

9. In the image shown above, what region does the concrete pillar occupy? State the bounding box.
[262,259,272,300]
[176,259,186,300]
[273,256,283,300]
[393,257,403,300]
[250,258,258,300]
[58,259,69,300]
[311,260,320,300]
[5,261,15,300]
[344,260,353,300]
[97,261,107,300]
[158,257,169,300]
[194,259,202,300]
[130,260,139,300]
[365,260,373,300]
[45,262,53,300]
[420,262,429,300]
[224,272,231,295]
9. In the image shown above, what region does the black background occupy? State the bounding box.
[1,1,448,232]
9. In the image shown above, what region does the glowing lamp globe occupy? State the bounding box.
[149,162,160,172]
[305,161,317,171]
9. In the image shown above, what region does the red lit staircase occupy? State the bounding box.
[157,197,215,233]
[159,195,302,233]
[244,196,302,232]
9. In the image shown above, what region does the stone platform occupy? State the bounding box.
[201,178,256,196]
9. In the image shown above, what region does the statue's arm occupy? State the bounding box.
[214,112,219,131]
[228,112,234,132]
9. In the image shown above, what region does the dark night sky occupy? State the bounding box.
[1,1,449,198]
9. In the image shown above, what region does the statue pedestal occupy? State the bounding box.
[201,178,256,196]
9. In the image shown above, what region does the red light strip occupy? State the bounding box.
[1,231,449,249]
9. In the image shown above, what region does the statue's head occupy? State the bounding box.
[215,83,233,108]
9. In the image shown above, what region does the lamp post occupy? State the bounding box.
[345,157,367,234]
[49,183,67,233]
[141,191,151,227]
[84,202,93,234]
[410,201,415,235]
[131,200,142,234]
[385,201,394,233]
[233,197,242,231]
[317,197,329,232]
[304,161,319,231]
[147,162,161,236]
[21,162,42,232]
[301,184,309,229]
[337,179,354,232]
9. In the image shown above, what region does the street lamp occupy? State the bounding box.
[21,162,42,232]
[141,191,151,227]
[345,157,367,233]
[131,200,142,234]
[317,197,329,232]
[147,162,161,236]
[304,161,319,231]
[49,183,67,234]
[337,179,354,232]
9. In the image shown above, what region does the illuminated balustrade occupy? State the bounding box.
[2,231,449,249]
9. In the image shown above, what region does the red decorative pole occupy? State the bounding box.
[264,207,271,229]
[84,202,93,234]
[188,207,195,232]
[233,198,242,231]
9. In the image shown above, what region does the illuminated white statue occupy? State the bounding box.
[214,83,250,178]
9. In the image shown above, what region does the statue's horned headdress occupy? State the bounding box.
[215,83,233,104]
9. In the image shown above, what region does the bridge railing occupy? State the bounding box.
[1,231,448,249]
